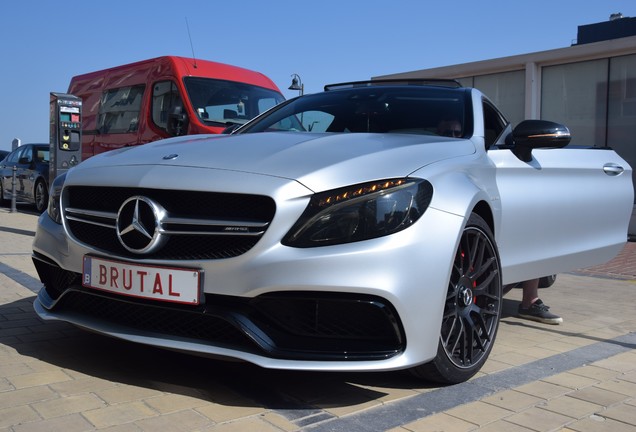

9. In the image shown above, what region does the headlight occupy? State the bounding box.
[47,173,66,224]
[283,178,433,247]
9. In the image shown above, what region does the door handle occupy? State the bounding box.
[603,163,624,176]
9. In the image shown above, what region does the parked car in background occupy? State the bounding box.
[0,143,50,213]
[32,80,633,384]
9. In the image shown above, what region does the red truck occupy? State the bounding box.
[68,56,284,159]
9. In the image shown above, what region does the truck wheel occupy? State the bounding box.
[410,213,502,384]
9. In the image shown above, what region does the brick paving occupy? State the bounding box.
[577,241,636,279]
[1,207,635,431]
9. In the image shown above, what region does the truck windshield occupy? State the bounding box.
[184,77,284,126]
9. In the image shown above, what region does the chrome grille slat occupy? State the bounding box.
[65,207,118,220]
[164,216,269,228]
[161,229,265,237]
[65,215,117,230]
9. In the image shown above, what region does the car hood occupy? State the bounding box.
[75,132,476,192]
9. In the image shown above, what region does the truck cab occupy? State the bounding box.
[69,56,284,159]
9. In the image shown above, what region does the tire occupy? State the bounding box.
[410,213,502,384]
[538,274,557,288]
[34,179,48,213]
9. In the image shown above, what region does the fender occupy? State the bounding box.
[411,154,501,235]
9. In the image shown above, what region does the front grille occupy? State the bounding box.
[63,186,276,260]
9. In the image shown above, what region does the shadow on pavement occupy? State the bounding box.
[1,296,439,412]
[501,297,636,350]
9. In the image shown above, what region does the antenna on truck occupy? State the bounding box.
[185,17,198,69]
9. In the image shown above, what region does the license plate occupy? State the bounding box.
[82,256,201,305]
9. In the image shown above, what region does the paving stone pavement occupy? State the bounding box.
[1,207,635,431]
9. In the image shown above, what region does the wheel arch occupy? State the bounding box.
[472,200,495,235]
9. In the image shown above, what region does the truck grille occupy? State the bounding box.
[63,186,276,260]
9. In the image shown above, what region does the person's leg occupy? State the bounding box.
[521,279,539,308]
[518,279,563,324]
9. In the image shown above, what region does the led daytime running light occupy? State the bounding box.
[319,179,408,207]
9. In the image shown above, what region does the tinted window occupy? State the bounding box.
[151,81,184,132]
[483,100,508,147]
[21,146,33,163]
[239,86,472,136]
[35,147,49,163]
[7,147,23,164]
[97,85,145,134]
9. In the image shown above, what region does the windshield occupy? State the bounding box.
[184,77,285,125]
[237,86,472,137]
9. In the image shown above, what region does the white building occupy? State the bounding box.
[375,15,636,237]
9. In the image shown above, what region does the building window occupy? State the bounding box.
[608,54,636,203]
[457,77,474,88]
[541,59,608,147]
[474,70,525,127]
[608,54,636,131]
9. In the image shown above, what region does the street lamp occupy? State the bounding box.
[288,73,304,96]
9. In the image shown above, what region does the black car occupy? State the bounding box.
[0,144,50,212]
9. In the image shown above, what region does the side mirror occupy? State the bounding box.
[512,120,571,162]
[167,106,189,137]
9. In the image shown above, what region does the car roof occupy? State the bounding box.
[7,144,49,153]
[323,78,462,91]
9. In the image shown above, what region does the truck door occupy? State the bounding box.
[150,80,187,140]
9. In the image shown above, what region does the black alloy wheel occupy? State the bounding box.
[411,213,502,384]
[34,180,48,213]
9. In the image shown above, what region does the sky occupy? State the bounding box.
[0,0,634,151]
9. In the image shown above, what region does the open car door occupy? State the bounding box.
[489,120,633,284]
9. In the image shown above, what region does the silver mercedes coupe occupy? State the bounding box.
[32,80,633,383]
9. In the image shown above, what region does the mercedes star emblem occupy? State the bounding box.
[116,196,168,254]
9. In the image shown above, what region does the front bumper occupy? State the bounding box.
[33,253,405,362]
[32,206,465,372]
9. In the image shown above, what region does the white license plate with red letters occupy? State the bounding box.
[82,256,201,305]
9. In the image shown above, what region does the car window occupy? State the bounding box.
[151,80,184,132]
[36,148,50,163]
[239,87,472,136]
[483,99,509,147]
[6,148,22,164]
[19,146,33,164]
[97,85,145,134]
